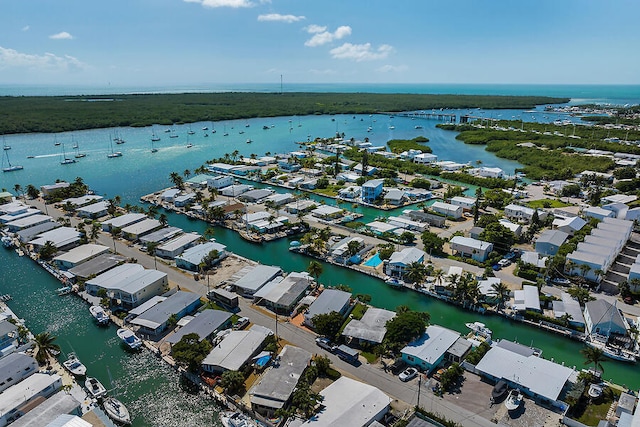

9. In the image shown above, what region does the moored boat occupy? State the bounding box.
[117,328,142,350]
[62,352,87,376]
[2,235,14,248]
[220,411,258,427]
[385,277,404,288]
[465,321,492,338]
[103,396,131,424]
[86,376,108,399]
[89,305,110,325]
[57,286,73,296]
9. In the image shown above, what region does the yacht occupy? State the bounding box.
[86,377,108,399]
[220,411,258,427]
[385,277,404,288]
[117,328,142,350]
[89,305,110,326]
[62,353,87,376]
[2,149,23,172]
[465,321,492,338]
[103,397,131,425]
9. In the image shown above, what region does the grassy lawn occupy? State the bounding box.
[313,188,339,197]
[576,400,613,426]
[361,351,378,364]
[527,198,571,209]
[350,302,368,320]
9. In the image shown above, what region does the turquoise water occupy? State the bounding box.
[363,253,383,267]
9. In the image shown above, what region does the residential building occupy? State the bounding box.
[0,373,62,427]
[160,188,180,203]
[239,189,273,203]
[385,247,425,278]
[384,188,407,206]
[0,353,38,394]
[310,205,343,220]
[40,182,69,196]
[504,204,547,223]
[342,308,395,345]
[474,167,504,179]
[552,292,585,327]
[498,219,522,237]
[361,179,384,203]
[60,195,103,208]
[0,321,18,356]
[75,201,109,219]
[401,325,460,373]
[552,216,587,236]
[330,236,364,264]
[449,236,493,262]
[430,201,462,219]
[337,185,361,200]
[28,227,80,252]
[121,218,162,241]
[584,299,628,337]
[263,193,293,206]
[413,153,438,164]
[221,184,252,197]
[201,325,272,374]
[101,212,147,232]
[232,265,282,296]
[166,309,232,345]
[584,206,615,221]
[52,244,110,270]
[5,214,53,233]
[67,253,126,281]
[449,196,476,211]
[512,285,541,312]
[185,174,216,189]
[303,289,351,328]
[155,233,201,259]
[603,202,629,219]
[85,264,168,309]
[175,241,227,271]
[131,290,201,336]
[253,272,311,314]
[206,175,233,189]
[535,230,569,256]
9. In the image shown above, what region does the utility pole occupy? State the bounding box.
[417,374,422,409]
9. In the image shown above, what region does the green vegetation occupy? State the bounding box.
[465,341,490,365]
[312,311,345,340]
[33,332,61,365]
[0,93,568,134]
[527,198,571,209]
[171,333,213,373]
[384,309,430,352]
[387,136,431,154]
[220,370,246,395]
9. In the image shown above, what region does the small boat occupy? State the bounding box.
[27,155,34,159]
[186,143,193,148]
[2,236,14,248]
[504,389,523,411]
[491,379,508,402]
[107,151,123,158]
[117,328,142,350]
[89,305,110,325]
[2,138,10,150]
[164,128,171,133]
[86,377,108,399]
[263,125,270,130]
[239,130,245,134]
[103,397,131,425]
[415,125,423,129]
[220,411,259,427]
[465,321,492,338]
[389,126,395,130]
[57,286,73,296]
[0,294,12,302]
[151,131,161,142]
[187,126,195,135]
[385,277,404,288]
[2,148,23,172]
[62,352,87,376]
[202,126,209,131]
[588,383,604,399]
[246,139,252,144]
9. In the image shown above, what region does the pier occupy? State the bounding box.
[383,111,457,122]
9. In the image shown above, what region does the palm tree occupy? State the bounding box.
[490,282,510,311]
[183,169,191,178]
[158,213,168,227]
[13,184,23,201]
[90,222,101,242]
[403,261,427,284]
[307,260,323,285]
[146,241,159,270]
[581,346,606,374]
[433,268,445,289]
[110,227,121,252]
[204,226,216,241]
[147,204,158,219]
[33,332,60,365]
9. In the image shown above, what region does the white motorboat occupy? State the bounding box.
[117,328,142,350]
[465,321,493,338]
[504,389,523,411]
[86,377,108,399]
[62,352,87,376]
[588,383,604,399]
[220,411,258,427]
[385,277,404,288]
[57,286,73,296]
[103,396,131,425]
[2,235,14,248]
[89,305,110,325]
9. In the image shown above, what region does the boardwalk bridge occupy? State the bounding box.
[383,111,457,123]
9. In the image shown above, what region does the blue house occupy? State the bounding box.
[400,325,460,373]
[361,179,384,203]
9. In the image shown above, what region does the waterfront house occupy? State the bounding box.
[413,153,438,164]
[206,175,233,190]
[5,214,53,233]
[300,377,391,427]
[17,223,56,245]
[299,179,317,190]
[253,272,311,315]
[40,181,69,197]
[342,307,395,345]
[121,218,162,241]
[0,320,18,356]
[520,251,548,268]
[0,202,29,216]
[76,200,109,219]
[248,216,288,234]
[239,189,273,203]
[101,212,147,232]
[504,204,547,223]
[131,290,201,336]
[337,185,361,200]
[552,215,586,236]
[53,244,110,270]
[430,201,462,219]
[353,163,377,176]
[584,206,615,221]
[401,325,460,373]
[174,193,195,208]
[474,340,575,409]
[336,172,361,183]
[160,188,180,203]
[175,241,227,271]
[404,210,446,228]
[583,299,628,337]
[473,167,504,179]
[207,162,243,174]
[166,309,232,346]
[221,184,252,197]
[449,196,476,211]
[231,265,283,296]
[232,165,262,176]
[512,285,541,312]
[552,292,585,327]
[0,373,62,427]
[0,208,40,225]
[28,226,81,252]
[385,247,425,278]
[185,174,215,189]
[60,195,103,208]
[366,221,399,235]
[387,216,428,232]
[449,236,493,262]
[311,205,343,220]
[278,159,302,172]
[361,179,384,203]
[384,188,407,206]
[67,253,126,281]
[155,232,201,259]
[404,188,432,201]
[303,288,352,328]
[330,236,365,264]
[0,353,38,394]
[249,345,312,417]
[263,192,293,206]
[476,277,502,305]
[535,230,569,256]
[201,325,272,374]
[140,226,183,247]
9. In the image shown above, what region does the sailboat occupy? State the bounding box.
[114,130,125,144]
[73,138,86,158]
[169,128,179,138]
[151,129,161,142]
[2,149,23,172]
[187,125,195,135]
[185,134,193,148]
[223,124,229,137]
[107,135,123,158]
[211,121,216,134]
[2,137,10,150]
[60,143,76,165]
[151,138,158,153]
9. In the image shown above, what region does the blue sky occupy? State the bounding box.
[1,0,639,86]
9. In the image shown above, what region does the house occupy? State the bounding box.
[413,153,438,164]
[185,174,216,189]
[520,251,548,268]
[336,172,361,183]
[232,265,283,296]
[476,277,502,304]
[330,236,364,264]
[0,208,40,225]
[384,188,407,206]
[469,226,484,240]
[206,175,233,189]
[60,195,103,208]
[474,341,575,409]
[131,290,201,336]
[342,308,395,345]
[101,213,146,232]
[552,292,585,327]
[238,189,273,203]
[160,188,180,203]
[366,221,399,235]
[67,253,126,281]
[535,230,569,256]
[253,272,311,314]
[449,236,493,262]
[385,247,425,278]
[28,227,81,252]
[361,179,384,203]
[174,193,196,208]
[221,184,252,197]
[449,196,476,211]
[121,218,162,241]
[175,241,227,271]
[387,216,428,232]
[3,388,81,427]
[299,179,318,190]
[353,163,377,176]
[5,214,53,233]
[249,345,312,417]
[602,202,629,219]
[311,205,343,220]
[584,206,615,221]
[40,181,69,196]
[401,325,460,373]
[404,210,446,228]
[155,233,201,259]
[300,377,391,427]
[504,204,547,223]
[584,299,628,337]
[474,167,504,179]
[430,201,462,219]
[75,201,109,219]
[263,193,293,206]
[497,219,522,237]
[165,309,232,345]
[565,250,611,282]
[338,186,361,200]
[0,373,62,427]
[139,226,182,246]
[303,289,351,328]
[0,353,39,394]
[552,216,587,236]
[201,325,272,374]
[52,244,110,270]
[512,285,541,312]
[0,321,18,355]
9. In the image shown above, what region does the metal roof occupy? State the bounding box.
[585,299,627,333]
[67,253,126,279]
[86,263,144,289]
[120,218,161,236]
[536,229,568,247]
[28,226,80,248]
[202,327,271,372]
[254,272,310,308]
[306,288,351,319]
[157,232,201,253]
[166,309,232,344]
[175,241,227,266]
[388,247,425,266]
[10,393,81,427]
[101,213,147,229]
[401,325,459,364]
[233,265,282,293]
[342,307,395,344]
[131,291,200,330]
[139,227,182,244]
[53,244,109,265]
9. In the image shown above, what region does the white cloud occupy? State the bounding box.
[0,46,87,71]
[22,26,30,32]
[184,0,255,8]
[330,43,393,61]
[258,13,305,23]
[304,25,351,47]
[49,31,73,40]
[377,64,407,73]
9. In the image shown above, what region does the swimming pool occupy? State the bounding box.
[363,253,382,267]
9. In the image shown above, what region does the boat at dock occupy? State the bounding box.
[504,389,523,411]
[62,352,87,376]
[465,321,492,338]
[2,235,14,248]
[117,328,142,350]
[384,277,404,288]
[103,396,131,425]
[585,336,637,363]
[0,294,12,302]
[89,305,110,326]
[56,286,73,296]
[86,377,108,399]
[220,411,259,427]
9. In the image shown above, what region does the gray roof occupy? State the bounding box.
[86,263,145,289]
[175,241,227,266]
[67,253,126,279]
[9,392,80,427]
[166,309,232,344]
[401,325,460,364]
[250,345,312,409]
[233,265,282,293]
[552,293,586,325]
[447,337,472,358]
[254,272,311,308]
[389,247,425,266]
[101,213,147,229]
[0,352,35,376]
[239,189,272,201]
[202,327,271,372]
[16,221,58,242]
[127,295,166,316]
[139,227,182,244]
[306,289,351,319]
[0,319,18,337]
[342,307,395,344]
[28,226,80,248]
[495,339,537,357]
[53,244,110,265]
[536,229,569,247]
[585,299,627,332]
[121,218,162,236]
[131,291,200,330]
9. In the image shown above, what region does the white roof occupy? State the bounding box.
[121,218,161,236]
[302,377,391,427]
[6,214,53,228]
[245,211,271,223]
[44,415,92,427]
[388,247,425,266]
[115,269,167,295]
[102,213,147,229]
[311,205,343,216]
[450,196,476,205]
[202,327,271,371]
[176,241,226,266]
[29,226,80,247]
[450,235,492,251]
[475,345,574,401]
[362,178,384,188]
[431,201,461,212]
[157,232,201,253]
[513,285,541,311]
[86,263,144,288]
[76,201,109,214]
[401,325,459,364]
[342,308,395,344]
[254,272,310,307]
[233,265,282,293]
[478,277,501,296]
[553,216,587,231]
[128,295,167,316]
[0,373,61,417]
[366,221,398,233]
[62,195,102,206]
[53,244,109,264]
[584,206,615,218]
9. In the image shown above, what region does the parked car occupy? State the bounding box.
[498,259,511,267]
[232,317,250,330]
[549,277,571,285]
[315,337,337,352]
[399,367,418,382]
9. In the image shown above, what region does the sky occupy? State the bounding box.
[1,0,640,87]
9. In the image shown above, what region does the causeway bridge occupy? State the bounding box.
[382,111,457,122]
